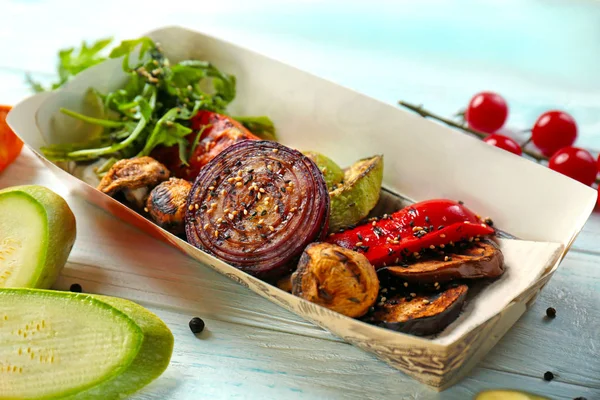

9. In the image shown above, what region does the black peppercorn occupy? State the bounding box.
[546,307,556,318]
[573,397,587,400]
[189,317,205,334]
[69,283,82,293]
[543,371,554,381]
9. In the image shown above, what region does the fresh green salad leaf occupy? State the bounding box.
[234,116,278,141]
[37,36,277,170]
[26,37,113,93]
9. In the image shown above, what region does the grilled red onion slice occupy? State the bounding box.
[185,140,330,278]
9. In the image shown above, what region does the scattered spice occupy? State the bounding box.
[189,317,205,334]
[69,283,82,293]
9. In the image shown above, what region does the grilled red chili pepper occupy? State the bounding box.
[326,199,494,268]
[152,111,259,181]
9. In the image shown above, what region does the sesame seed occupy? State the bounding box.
[440,234,446,238]
[269,226,275,231]
[258,219,264,224]
[464,221,470,224]
[403,282,408,287]
[469,237,474,242]
[144,207,149,212]
[221,190,227,196]
[228,213,234,220]
[422,299,430,304]
[273,149,279,153]
[188,205,194,211]
[224,208,230,213]
[208,186,214,190]
[211,203,217,208]
[195,204,199,210]
[236,182,243,187]
[214,230,219,237]
[237,170,243,176]
[380,297,387,302]
[372,221,377,226]
[217,218,223,223]
[227,178,235,183]
[444,256,449,261]
[395,258,399,263]
[290,207,297,213]
[267,165,273,171]
[275,205,279,212]
[429,245,435,250]
[434,282,439,286]
[410,293,416,297]
[235,176,243,182]
[243,209,248,215]
[412,226,422,232]
[413,252,419,257]
[356,241,364,246]
[232,211,238,216]
[257,193,262,200]
[203,223,209,230]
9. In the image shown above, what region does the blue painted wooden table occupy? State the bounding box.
[1,1,599,398]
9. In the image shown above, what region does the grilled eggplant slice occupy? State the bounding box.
[185,140,330,279]
[367,284,468,336]
[384,240,504,283]
[292,243,379,318]
[97,156,170,208]
[146,178,192,235]
[329,155,383,232]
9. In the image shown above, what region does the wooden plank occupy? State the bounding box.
[2,148,599,398]
[121,304,600,400]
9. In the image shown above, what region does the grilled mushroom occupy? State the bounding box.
[292,243,379,318]
[146,178,192,235]
[97,156,170,208]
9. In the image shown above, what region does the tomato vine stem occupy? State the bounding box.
[398,100,545,162]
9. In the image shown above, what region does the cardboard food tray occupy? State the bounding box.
[7,26,596,390]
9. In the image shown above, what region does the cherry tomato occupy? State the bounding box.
[531,110,577,157]
[483,134,522,155]
[0,105,23,173]
[465,91,508,134]
[548,146,596,186]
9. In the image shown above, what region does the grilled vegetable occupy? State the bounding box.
[0,288,173,399]
[97,156,169,208]
[367,284,468,336]
[327,199,495,268]
[276,273,293,293]
[0,185,76,289]
[146,178,192,235]
[152,111,260,181]
[292,243,379,318]
[302,151,344,189]
[329,155,383,232]
[185,140,330,279]
[384,240,504,283]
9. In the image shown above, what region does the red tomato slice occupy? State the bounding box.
[152,111,259,181]
[0,105,24,173]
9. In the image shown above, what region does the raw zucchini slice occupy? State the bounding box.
[0,288,173,399]
[475,390,550,400]
[0,185,76,289]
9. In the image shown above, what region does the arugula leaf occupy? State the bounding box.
[109,37,155,70]
[26,37,113,92]
[234,116,277,141]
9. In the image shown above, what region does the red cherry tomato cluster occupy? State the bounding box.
[465,92,598,197]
